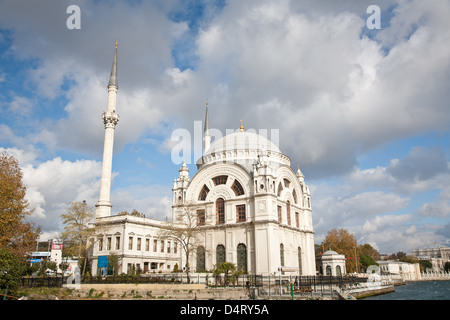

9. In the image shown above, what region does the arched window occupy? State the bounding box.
[326,265,332,276]
[216,198,225,224]
[197,246,206,272]
[237,244,247,273]
[231,180,245,196]
[213,175,228,186]
[198,184,210,201]
[216,245,225,265]
[280,244,285,267]
[336,265,342,276]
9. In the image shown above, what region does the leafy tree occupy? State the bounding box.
[61,201,95,276]
[213,262,237,286]
[399,255,419,264]
[108,253,120,276]
[0,151,41,258]
[47,261,57,275]
[321,228,359,273]
[444,262,450,273]
[359,254,378,272]
[0,248,26,293]
[419,260,433,272]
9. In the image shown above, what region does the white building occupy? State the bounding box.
[90,43,316,276]
[377,260,421,281]
[316,250,346,276]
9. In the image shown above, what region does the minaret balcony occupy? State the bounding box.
[102,111,120,128]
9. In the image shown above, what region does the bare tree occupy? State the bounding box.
[159,203,209,283]
[61,201,95,276]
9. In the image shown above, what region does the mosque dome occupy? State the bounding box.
[197,127,290,171]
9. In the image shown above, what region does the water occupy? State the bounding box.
[362,281,450,300]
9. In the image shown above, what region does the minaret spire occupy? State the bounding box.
[108,40,118,88]
[96,41,120,218]
[203,99,211,153]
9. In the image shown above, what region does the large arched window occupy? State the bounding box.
[237,243,247,273]
[216,198,225,224]
[197,246,206,272]
[213,175,228,186]
[198,184,210,201]
[216,245,225,265]
[231,180,245,196]
[280,244,285,267]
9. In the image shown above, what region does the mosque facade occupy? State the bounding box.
[90,43,316,276]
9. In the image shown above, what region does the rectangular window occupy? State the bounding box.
[115,236,120,250]
[146,238,150,251]
[197,210,206,226]
[167,241,171,253]
[128,237,133,250]
[236,205,246,222]
[295,212,299,228]
[98,238,103,251]
[216,198,225,224]
[174,242,178,254]
[137,237,141,251]
[153,239,157,252]
[107,237,112,250]
[278,205,282,223]
[161,240,165,253]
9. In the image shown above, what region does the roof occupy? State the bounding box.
[208,131,281,154]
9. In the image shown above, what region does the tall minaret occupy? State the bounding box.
[96,41,120,218]
[203,100,211,153]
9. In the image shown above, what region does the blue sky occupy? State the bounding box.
[0,0,449,254]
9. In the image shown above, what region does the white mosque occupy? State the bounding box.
[90,43,316,276]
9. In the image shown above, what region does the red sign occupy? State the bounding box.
[51,244,63,250]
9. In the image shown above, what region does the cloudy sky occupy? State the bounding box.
[0,0,449,254]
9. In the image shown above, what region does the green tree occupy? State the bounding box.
[359,254,378,272]
[0,248,26,294]
[47,261,57,275]
[61,201,95,276]
[444,262,450,273]
[213,262,237,286]
[108,253,120,276]
[419,260,432,272]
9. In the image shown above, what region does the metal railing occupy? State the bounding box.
[20,273,368,299]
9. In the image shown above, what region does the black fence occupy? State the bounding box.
[21,274,368,297]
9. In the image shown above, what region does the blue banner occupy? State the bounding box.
[98,256,108,268]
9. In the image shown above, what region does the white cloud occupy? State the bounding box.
[21,155,102,231]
